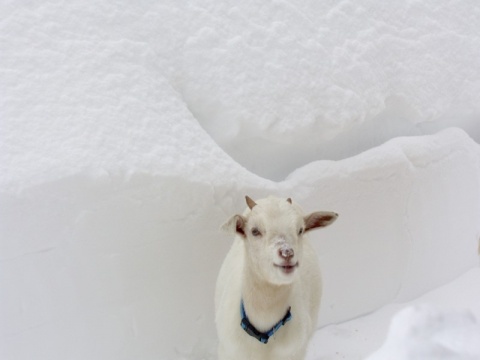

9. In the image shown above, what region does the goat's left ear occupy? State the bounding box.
[221,214,247,238]
[304,211,338,232]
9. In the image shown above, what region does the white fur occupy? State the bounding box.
[215,196,338,360]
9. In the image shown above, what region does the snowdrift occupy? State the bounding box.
[309,268,480,359]
[367,305,480,360]
[2,129,479,359]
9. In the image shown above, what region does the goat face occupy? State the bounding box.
[222,196,338,286]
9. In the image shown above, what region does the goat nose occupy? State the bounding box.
[279,246,294,260]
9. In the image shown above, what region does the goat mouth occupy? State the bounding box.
[274,263,298,274]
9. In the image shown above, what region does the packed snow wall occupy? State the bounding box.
[2,1,480,360]
[2,129,479,359]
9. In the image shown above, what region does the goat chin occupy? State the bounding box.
[215,196,338,360]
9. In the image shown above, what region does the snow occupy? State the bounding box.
[369,305,480,360]
[308,267,480,360]
[1,1,480,360]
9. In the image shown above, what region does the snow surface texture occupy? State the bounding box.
[2,1,480,185]
[1,1,480,360]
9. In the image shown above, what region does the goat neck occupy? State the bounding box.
[241,264,293,333]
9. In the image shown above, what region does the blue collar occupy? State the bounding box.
[240,299,292,344]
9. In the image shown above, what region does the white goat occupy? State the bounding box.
[215,196,338,360]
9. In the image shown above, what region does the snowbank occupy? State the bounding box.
[308,267,480,359]
[1,129,479,359]
[2,1,480,185]
[367,305,480,360]
[2,1,480,360]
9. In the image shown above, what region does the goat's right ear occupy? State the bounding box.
[221,215,247,238]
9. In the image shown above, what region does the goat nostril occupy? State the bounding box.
[279,248,294,260]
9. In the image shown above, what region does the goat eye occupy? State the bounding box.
[298,228,304,235]
[251,228,262,237]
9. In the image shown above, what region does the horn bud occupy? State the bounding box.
[245,196,257,210]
